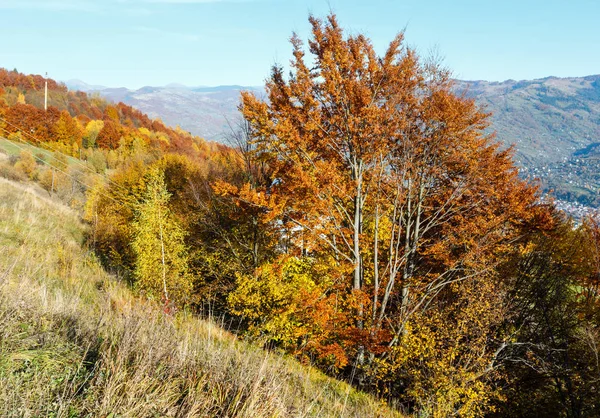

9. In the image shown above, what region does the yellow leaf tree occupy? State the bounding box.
[132,167,192,306]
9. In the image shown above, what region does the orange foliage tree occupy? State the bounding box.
[53,110,83,148]
[239,13,540,413]
[3,103,60,142]
[96,120,122,149]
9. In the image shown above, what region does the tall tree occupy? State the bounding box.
[53,110,83,148]
[132,167,191,306]
[96,120,121,149]
[240,13,539,413]
[83,120,104,148]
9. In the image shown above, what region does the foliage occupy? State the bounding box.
[84,160,147,274]
[4,20,600,418]
[228,255,352,369]
[95,119,121,149]
[237,13,540,415]
[53,109,83,149]
[83,119,104,148]
[0,68,205,155]
[14,150,36,179]
[0,177,398,418]
[491,213,600,417]
[131,167,192,306]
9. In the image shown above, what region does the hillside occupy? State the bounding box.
[75,76,600,210]
[0,68,209,158]
[3,15,600,415]
[456,76,600,209]
[66,80,262,142]
[0,176,398,417]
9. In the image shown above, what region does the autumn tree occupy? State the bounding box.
[131,167,192,306]
[4,103,60,143]
[53,110,83,149]
[85,152,211,286]
[96,120,121,149]
[239,13,539,413]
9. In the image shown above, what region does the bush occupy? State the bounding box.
[14,150,37,179]
[86,149,107,173]
[0,161,26,181]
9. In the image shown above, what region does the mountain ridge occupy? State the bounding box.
[64,80,263,142]
[65,75,600,210]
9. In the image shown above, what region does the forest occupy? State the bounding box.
[1,14,600,418]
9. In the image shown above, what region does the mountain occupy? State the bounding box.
[77,83,263,142]
[64,79,108,92]
[456,76,600,209]
[69,75,600,210]
[457,76,600,163]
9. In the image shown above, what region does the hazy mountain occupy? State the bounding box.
[64,79,108,92]
[456,76,600,166]
[74,83,263,142]
[67,75,600,210]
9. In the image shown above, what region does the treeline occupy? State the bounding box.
[0,68,66,92]
[0,67,233,213]
[2,17,600,417]
[0,67,212,155]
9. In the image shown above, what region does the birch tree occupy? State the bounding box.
[132,167,191,306]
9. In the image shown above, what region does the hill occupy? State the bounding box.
[65,80,262,142]
[456,76,600,209]
[0,176,398,417]
[2,24,600,414]
[76,76,600,210]
[0,68,209,157]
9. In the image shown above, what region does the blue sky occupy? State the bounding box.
[1,0,598,88]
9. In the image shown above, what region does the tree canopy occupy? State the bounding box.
[238,13,544,414]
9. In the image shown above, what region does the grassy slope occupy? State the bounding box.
[0,137,80,163]
[0,137,54,158]
[0,177,398,417]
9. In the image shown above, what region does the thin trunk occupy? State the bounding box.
[252,216,259,267]
[158,202,169,302]
[353,192,362,292]
[377,184,402,329]
[353,164,364,371]
[372,202,380,323]
[399,178,413,321]
[401,181,424,318]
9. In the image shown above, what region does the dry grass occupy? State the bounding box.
[0,177,399,418]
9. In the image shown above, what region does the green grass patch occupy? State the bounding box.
[0,137,80,166]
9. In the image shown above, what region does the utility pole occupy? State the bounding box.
[44,72,48,111]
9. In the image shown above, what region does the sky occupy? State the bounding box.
[1,0,599,89]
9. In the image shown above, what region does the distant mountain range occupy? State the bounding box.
[65,79,262,142]
[65,75,600,211]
